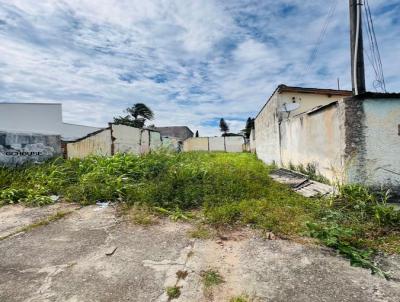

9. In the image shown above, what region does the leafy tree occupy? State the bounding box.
[243,117,255,139]
[113,103,154,128]
[195,130,199,137]
[219,118,229,136]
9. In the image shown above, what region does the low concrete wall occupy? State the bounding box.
[0,131,61,166]
[112,125,141,154]
[66,129,112,159]
[149,130,162,151]
[183,137,245,152]
[209,137,225,151]
[161,137,182,151]
[183,137,209,152]
[225,136,245,152]
[66,125,162,158]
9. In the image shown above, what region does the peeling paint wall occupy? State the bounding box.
[112,125,141,154]
[255,91,346,165]
[280,103,345,181]
[350,98,400,190]
[66,129,112,159]
[255,92,400,190]
[0,131,61,166]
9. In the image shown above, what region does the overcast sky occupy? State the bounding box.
[0,0,399,135]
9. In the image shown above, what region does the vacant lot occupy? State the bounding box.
[0,152,400,301]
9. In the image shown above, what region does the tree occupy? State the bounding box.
[243,117,255,139]
[195,130,199,137]
[113,103,154,128]
[219,118,229,136]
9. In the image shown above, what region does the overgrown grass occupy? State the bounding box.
[1,152,399,277]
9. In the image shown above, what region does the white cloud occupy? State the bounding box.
[0,0,399,136]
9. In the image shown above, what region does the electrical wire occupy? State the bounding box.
[304,0,339,76]
[363,0,386,92]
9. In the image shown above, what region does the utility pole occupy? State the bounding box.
[349,0,366,95]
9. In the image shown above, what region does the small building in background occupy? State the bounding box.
[149,126,194,151]
[150,126,193,141]
[0,103,102,141]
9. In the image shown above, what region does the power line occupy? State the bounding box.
[363,0,386,92]
[304,0,339,76]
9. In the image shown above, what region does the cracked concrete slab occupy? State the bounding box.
[0,205,399,302]
[0,202,80,239]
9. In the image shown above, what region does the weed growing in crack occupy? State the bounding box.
[201,269,224,288]
[230,295,250,302]
[166,286,180,299]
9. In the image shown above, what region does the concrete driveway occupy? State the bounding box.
[0,204,399,302]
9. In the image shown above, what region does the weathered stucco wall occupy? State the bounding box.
[225,136,245,152]
[280,103,345,181]
[66,129,112,159]
[255,94,280,164]
[255,91,346,164]
[0,131,61,166]
[66,125,162,158]
[161,137,182,151]
[348,98,400,190]
[140,129,161,154]
[149,130,162,151]
[209,137,225,151]
[112,124,141,154]
[183,137,244,152]
[255,92,400,190]
[183,137,209,151]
